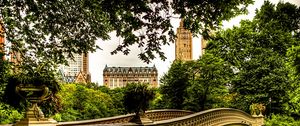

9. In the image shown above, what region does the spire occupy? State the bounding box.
[180,19,184,27]
[103,64,108,72]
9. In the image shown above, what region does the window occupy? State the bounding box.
[182,33,188,39]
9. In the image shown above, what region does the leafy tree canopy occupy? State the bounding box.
[160,60,191,109]
[123,83,155,116]
[160,55,233,111]
[54,83,117,121]
[206,1,300,115]
[0,0,253,63]
[185,53,233,111]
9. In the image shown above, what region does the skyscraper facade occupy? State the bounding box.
[0,24,4,60]
[175,20,193,61]
[60,53,90,83]
[103,65,158,89]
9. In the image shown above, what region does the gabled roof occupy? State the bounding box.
[103,65,157,74]
[74,71,88,84]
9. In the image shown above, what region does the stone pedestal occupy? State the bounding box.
[252,115,264,126]
[14,103,57,126]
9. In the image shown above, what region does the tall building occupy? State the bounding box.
[175,20,193,61]
[103,65,158,89]
[0,24,4,60]
[59,53,91,83]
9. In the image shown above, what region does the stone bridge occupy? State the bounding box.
[57,108,264,126]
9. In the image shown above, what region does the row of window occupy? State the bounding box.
[105,79,156,82]
[107,79,156,88]
[103,74,157,77]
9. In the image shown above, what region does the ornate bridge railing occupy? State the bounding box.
[144,109,194,121]
[143,108,264,126]
[57,109,193,126]
[58,108,263,126]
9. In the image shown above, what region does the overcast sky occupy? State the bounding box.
[89,0,300,84]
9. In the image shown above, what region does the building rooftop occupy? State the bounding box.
[103,65,157,74]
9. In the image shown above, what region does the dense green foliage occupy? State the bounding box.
[0,52,23,124]
[160,60,191,109]
[184,54,233,111]
[123,83,155,116]
[160,55,233,111]
[159,0,300,123]
[0,102,23,124]
[53,83,120,121]
[207,1,300,116]
[265,114,300,126]
[0,0,253,63]
[0,53,9,100]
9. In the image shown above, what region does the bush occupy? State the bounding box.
[123,83,155,116]
[54,83,118,121]
[265,114,300,126]
[0,102,23,124]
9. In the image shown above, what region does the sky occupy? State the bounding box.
[89,0,300,84]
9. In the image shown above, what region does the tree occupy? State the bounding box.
[123,83,155,119]
[0,0,253,63]
[107,87,126,115]
[184,53,233,111]
[54,83,117,121]
[160,60,191,109]
[160,55,233,111]
[286,46,300,118]
[0,53,9,100]
[206,1,299,115]
[0,102,23,124]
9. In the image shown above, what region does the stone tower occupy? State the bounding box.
[175,20,193,61]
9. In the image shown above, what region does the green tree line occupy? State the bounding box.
[159,1,300,125]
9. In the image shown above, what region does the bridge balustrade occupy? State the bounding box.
[144,108,263,126]
[57,109,193,126]
[3,108,263,126]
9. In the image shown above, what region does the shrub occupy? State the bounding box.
[0,102,23,124]
[123,83,155,116]
[265,114,300,126]
[54,83,117,121]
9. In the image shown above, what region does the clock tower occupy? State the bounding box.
[175,20,193,61]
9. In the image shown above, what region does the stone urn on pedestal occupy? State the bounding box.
[14,84,58,126]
